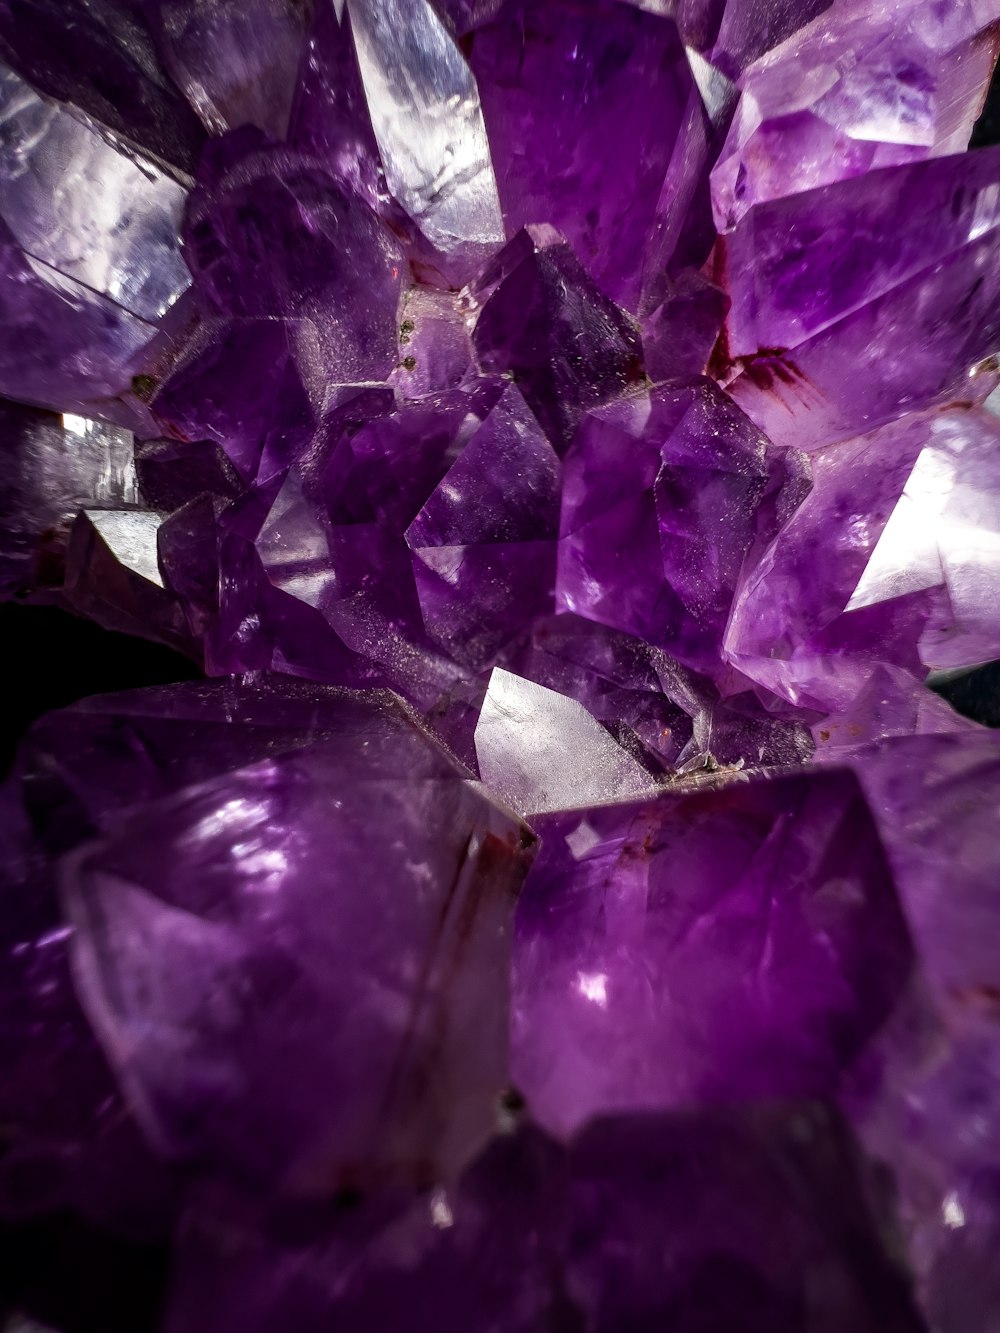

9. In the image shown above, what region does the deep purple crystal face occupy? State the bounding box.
[511,767,914,1137]
[55,686,534,1192]
[3,0,1000,1328]
[163,1104,923,1333]
[466,0,694,310]
[470,229,645,455]
[557,376,810,676]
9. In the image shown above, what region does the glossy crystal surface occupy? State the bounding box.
[2,2,1000,1329]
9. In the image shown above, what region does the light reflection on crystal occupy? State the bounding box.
[475,667,656,815]
[349,0,503,254]
[0,63,190,321]
[0,1,999,1329]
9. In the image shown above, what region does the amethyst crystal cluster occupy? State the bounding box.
[2,0,1000,1329]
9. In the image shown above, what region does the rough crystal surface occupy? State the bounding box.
[470,228,645,455]
[182,141,406,386]
[406,385,562,666]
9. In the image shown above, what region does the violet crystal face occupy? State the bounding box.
[1,1,1000,1330]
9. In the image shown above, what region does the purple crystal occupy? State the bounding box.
[165,1122,565,1333]
[726,403,1000,713]
[151,0,310,140]
[60,688,535,1190]
[4,675,407,1230]
[845,732,1000,1016]
[0,62,190,424]
[391,287,475,398]
[58,508,195,656]
[0,65,190,324]
[164,1104,922,1333]
[564,1102,922,1333]
[135,437,242,512]
[348,0,503,271]
[705,0,833,78]
[0,0,206,173]
[0,225,168,428]
[711,1,1000,228]
[182,141,406,386]
[470,229,644,455]
[716,148,1000,451]
[504,613,701,774]
[14,675,410,834]
[151,318,317,482]
[287,0,385,214]
[512,766,913,1137]
[558,377,810,676]
[467,0,692,309]
[156,494,227,634]
[833,731,1000,1329]
[720,146,1000,362]
[407,386,561,666]
[641,270,729,382]
[811,663,981,755]
[242,384,504,695]
[0,788,178,1235]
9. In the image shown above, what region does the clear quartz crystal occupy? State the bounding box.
[348,0,503,253]
[0,63,190,321]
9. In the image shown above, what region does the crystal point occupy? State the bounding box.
[349,0,504,262]
[468,0,693,309]
[475,667,657,815]
[471,231,644,455]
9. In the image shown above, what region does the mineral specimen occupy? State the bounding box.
[2,0,1000,1329]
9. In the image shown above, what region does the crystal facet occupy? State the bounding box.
[2,2,1000,1327]
[54,684,534,1190]
[511,767,913,1137]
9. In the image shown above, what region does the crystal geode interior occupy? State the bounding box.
[1,1,1000,1329]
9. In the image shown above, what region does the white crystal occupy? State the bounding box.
[475,668,657,817]
[348,0,504,253]
[847,407,1000,669]
[86,510,165,586]
[0,63,189,322]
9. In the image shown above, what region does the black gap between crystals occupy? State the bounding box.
[929,660,1000,728]
[971,60,1000,148]
[0,603,202,778]
[0,1212,170,1333]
